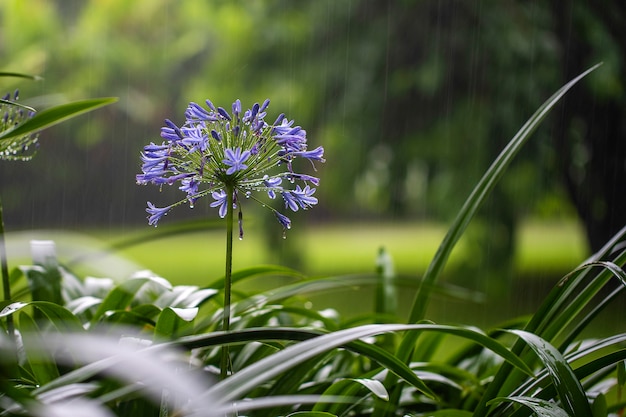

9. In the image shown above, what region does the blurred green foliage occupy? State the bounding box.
[0,0,624,277]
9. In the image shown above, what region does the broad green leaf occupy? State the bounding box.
[0,301,28,317]
[155,307,198,338]
[90,277,168,324]
[131,303,162,321]
[313,375,375,414]
[154,285,218,308]
[352,378,389,401]
[99,310,155,327]
[0,301,82,332]
[20,264,63,305]
[591,393,607,417]
[488,396,570,417]
[65,296,102,316]
[0,97,118,140]
[19,312,60,384]
[287,412,337,417]
[507,330,592,417]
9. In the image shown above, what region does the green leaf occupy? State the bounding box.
[352,378,388,401]
[286,412,337,417]
[208,264,305,290]
[65,296,102,316]
[0,301,83,332]
[0,99,36,112]
[154,285,217,309]
[0,71,42,80]
[90,277,168,324]
[488,396,570,417]
[618,360,626,386]
[407,63,602,417]
[406,62,602,325]
[20,264,63,305]
[312,377,372,415]
[155,307,198,338]
[0,97,118,140]
[19,312,60,385]
[419,411,473,417]
[591,393,607,417]
[506,329,592,417]
[203,324,533,403]
[175,324,524,402]
[375,247,397,316]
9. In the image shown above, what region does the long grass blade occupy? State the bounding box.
[0,72,42,80]
[402,63,604,417]
[488,396,570,417]
[506,330,592,417]
[0,97,118,140]
[406,63,602,325]
[202,324,532,404]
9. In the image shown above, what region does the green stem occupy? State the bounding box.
[0,195,14,337]
[220,184,234,380]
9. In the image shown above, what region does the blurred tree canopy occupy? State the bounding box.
[0,1,624,274]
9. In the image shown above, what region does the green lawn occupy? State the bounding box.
[6,219,587,285]
[4,219,590,327]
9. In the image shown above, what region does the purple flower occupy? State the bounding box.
[282,185,318,211]
[179,177,199,205]
[223,147,251,175]
[232,99,241,118]
[295,146,325,163]
[186,102,218,122]
[146,202,172,226]
[263,175,282,199]
[137,98,324,232]
[210,190,232,218]
[275,211,292,231]
[181,125,209,153]
[287,173,320,186]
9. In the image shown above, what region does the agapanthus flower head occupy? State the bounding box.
[0,90,39,161]
[137,98,324,235]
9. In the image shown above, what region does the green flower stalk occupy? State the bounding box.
[137,98,325,378]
